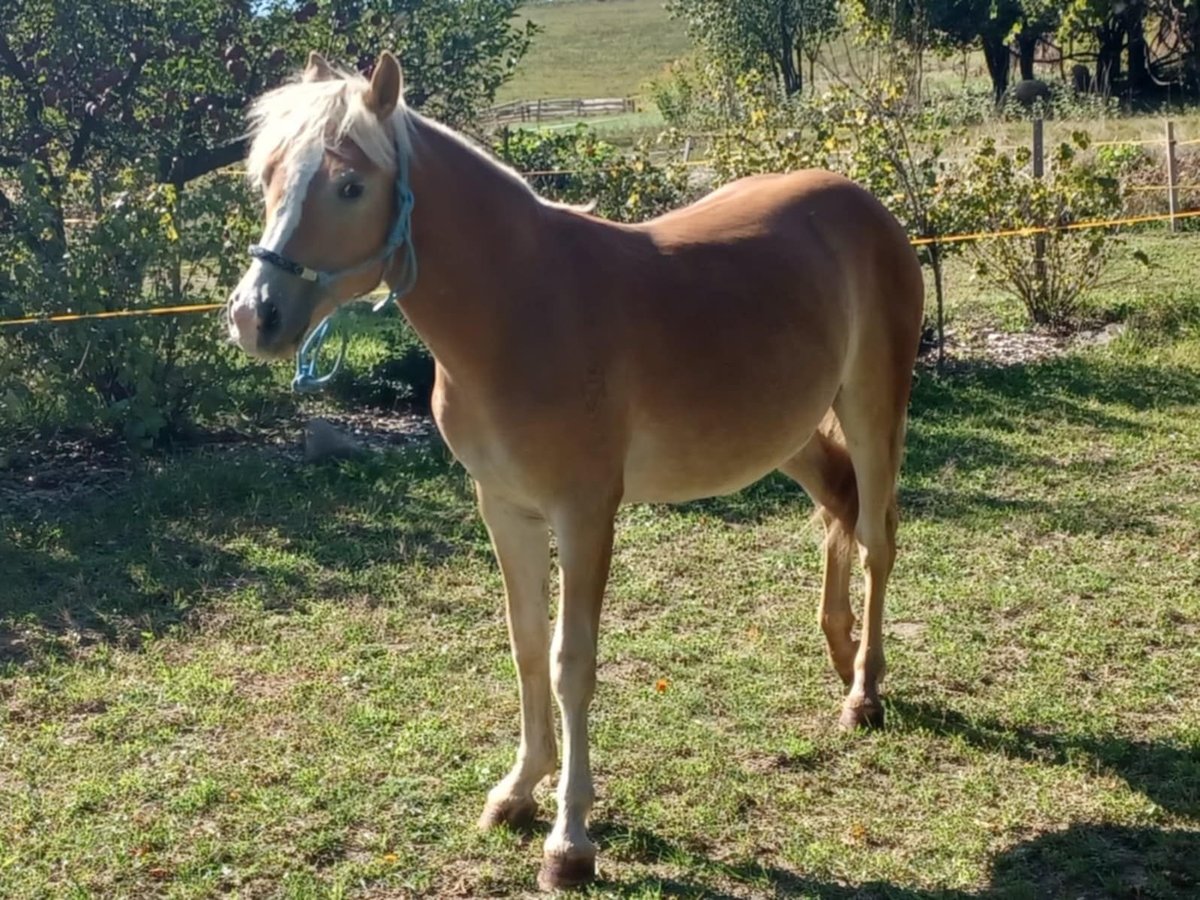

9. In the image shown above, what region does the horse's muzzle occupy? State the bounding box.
[228,284,289,357]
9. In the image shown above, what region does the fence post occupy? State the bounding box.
[1166,119,1179,233]
[682,137,692,164]
[1032,117,1047,303]
[536,98,542,124]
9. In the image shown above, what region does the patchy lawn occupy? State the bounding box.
[3,332,1199,898]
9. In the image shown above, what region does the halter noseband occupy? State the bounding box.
[248,147,417,393]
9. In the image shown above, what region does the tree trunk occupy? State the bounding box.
[1124,2,1149,96]
[1096,20,1124,94]
[780,14,802,95]
[982,33,1011,103]
[779,47,801,95]
[1018,31,1038,81]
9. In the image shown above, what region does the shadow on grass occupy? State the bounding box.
[590,698,1200,897]
[601,820,1198,897]
[888,699,1200,821]
[6,349,1198,664]
[0,440,483,667]
[672,351,1200,534]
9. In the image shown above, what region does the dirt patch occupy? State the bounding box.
[0,408,436,510]
[923,323,1125,369]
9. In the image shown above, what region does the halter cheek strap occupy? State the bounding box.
[248,150,418,393]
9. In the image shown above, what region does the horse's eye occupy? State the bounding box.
[338,181,364,201]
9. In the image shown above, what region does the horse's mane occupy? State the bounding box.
[244,68,410,188]
[244,64,592,214]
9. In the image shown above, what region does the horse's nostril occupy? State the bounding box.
[259,298,281,334]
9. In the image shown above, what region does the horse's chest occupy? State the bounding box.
[431,390,537,500]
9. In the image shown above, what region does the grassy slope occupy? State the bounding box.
[498,0,689,102]
[2,234,1200,898]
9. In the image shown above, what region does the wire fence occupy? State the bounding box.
[8,117,1200,331]
[6,203,1197,330]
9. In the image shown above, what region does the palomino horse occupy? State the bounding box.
[227,51,924,890]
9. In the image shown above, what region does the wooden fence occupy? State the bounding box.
[485,96,637,126]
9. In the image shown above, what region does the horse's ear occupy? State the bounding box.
[365,51,403,118]
[303,51,336,82]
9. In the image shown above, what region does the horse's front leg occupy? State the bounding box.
[476,487,557,831]
[538,503,615,891]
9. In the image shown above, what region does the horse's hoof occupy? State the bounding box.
[536,851,597,891]
[478,794,539,832]
[839,696,885,730]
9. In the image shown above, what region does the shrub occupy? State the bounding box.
[0,167,283,445]
[954,134,1138,328]
[494,125,690,222]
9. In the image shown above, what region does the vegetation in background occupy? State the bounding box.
[495,125,689,221]
[0,0,535,444]
[956,133,1139,326]
[666,0,842,96]
[495,0,689,103]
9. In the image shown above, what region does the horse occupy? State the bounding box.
[226,50,925,891]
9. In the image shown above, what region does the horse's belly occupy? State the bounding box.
[619,408,822,505]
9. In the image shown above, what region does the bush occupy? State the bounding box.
[0,167,283,445]
[494,125,690,222]
[998,80,1120,122]
[327,311,436,411]
[954,135,1139,328]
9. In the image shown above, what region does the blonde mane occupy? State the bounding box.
[244,70,410,187]
[244,64,593,215]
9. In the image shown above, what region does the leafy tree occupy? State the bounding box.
[0,0,535,443]
[1058,0,1151,94]
[853,0,1056,101]
[666,0,842,96]
[1,1,535,198]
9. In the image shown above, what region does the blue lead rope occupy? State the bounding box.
[292,316,349,393]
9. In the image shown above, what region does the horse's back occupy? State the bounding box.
[607,170,923,504]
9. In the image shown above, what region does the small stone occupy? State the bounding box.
[303,418,365,463]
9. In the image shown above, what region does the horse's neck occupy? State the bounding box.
[386,112,545,381]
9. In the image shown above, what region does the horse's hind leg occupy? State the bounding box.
[779,418,859,686]
[832,384,907,730]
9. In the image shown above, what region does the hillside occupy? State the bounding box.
[498,0,690,102]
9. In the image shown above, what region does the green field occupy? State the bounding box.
[498,0,690,102]
[3,230,1199,897]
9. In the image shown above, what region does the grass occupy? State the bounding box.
[3,235,1200,897]
[498,0,690,103]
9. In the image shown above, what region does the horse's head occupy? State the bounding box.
[228,51,405,358]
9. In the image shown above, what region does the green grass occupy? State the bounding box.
[3,240,1200,896]
[498,0,690,103]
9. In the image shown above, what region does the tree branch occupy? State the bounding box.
[0,32,46,130]
[68,55,149,170]
[161,137,248,186]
